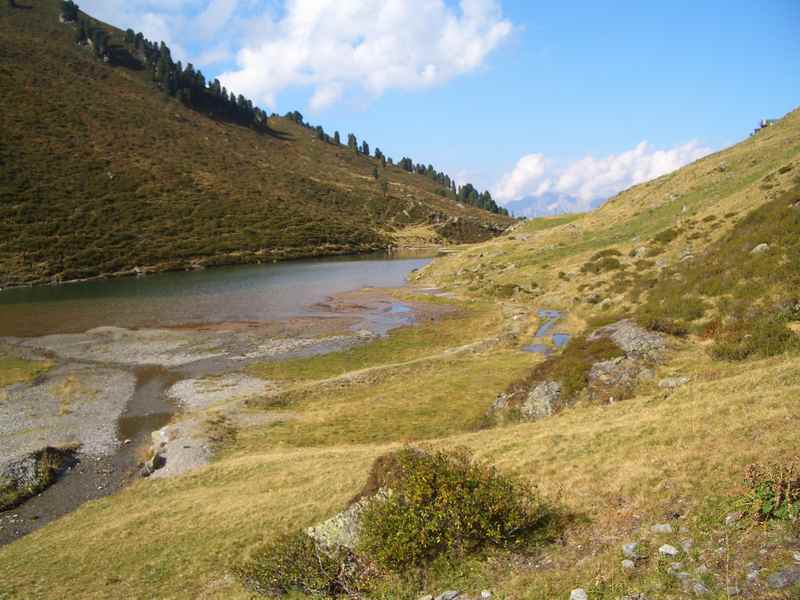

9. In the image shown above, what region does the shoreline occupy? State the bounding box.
[0,285,454,546]
[0,246,446,293]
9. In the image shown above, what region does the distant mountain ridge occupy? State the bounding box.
[504,193,605,218]
[0,0,512,287]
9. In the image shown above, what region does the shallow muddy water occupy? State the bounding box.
[0,254,433,337]
[0,254,434,544]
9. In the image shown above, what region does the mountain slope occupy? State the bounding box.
[0,0,511,287]
[2,110,798,599]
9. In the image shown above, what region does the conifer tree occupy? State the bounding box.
[333,131,341,145]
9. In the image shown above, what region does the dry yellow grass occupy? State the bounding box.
[2,106,799,600]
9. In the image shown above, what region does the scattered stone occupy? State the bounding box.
[745,565,760,583]
[725,511,743,526]
[725,586,741,597]
[658,376,690,389]
[670,562,684,572]
[418,595,434,600]
[622,542,643,559]
[750,243,770,255]
[681,539,694,552]
[659,544,679,557]
[766,565,800,589]
[651,523,674,534]
[570,589,588,600]
[480,592,492,600]
[696,565,709,576]
[622,559,635,570]
[792,550,800,562]
[620,595,648,600]
[692,582,710,595]
[632,246,648,259]
[520,381,561,420]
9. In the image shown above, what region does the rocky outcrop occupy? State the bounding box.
[0,446,76,511]
[588,357,654,403]
[520,381,561,418]
[489,319,665,421]
[306,494,378,554]
[587,319,665,361]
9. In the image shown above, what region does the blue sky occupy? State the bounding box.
[81,0,800,214]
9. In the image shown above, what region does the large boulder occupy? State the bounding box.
[588,357,653,403]
[520,381,562,419]
[588,319,665,361]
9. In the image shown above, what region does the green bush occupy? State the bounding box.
[581,257,623,274]
[652,227,680,244]
[358,447,546,570]
[590,248,622,260]
[711,309,800,361]
[743,462,800,522]
[235,531,372,598]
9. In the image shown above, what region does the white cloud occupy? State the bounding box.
[494,140,713,211]
[75,0,513,110]
[218,0,514,110]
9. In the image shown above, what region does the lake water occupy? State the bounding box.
[0,254,433,337]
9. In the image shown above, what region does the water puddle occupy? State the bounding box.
[523,309,572,355]
[117,366,180,442]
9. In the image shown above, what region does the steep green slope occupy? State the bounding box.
[0,0,511,287]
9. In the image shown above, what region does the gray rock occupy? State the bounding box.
[622,542,642,559]
[724,511,743,526]
[692,582,710,595]
[651,523,674,534]
[521,381,561,419]
[588,319,665,360]
[746,566,760,583]
[767,565,800,589]
[659,544,679,557]
[588,357,645,403]
[620,595,648,600]
[792,550,800,562]
[632,246,648,258]
[681,539,694,552]
[481,593,492,600]
[750,243,770,255]
[418,596,434,600]
[435,592,461,600]
[658,376,690,389]
[622,559,635,570]
[725,586,741,597]
[306,491,387,553]
[670,562,684,572]
[570,589,588,600]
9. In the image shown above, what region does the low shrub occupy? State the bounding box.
[237,449,556,596]
[235,531,372,598]
[652,227,680,244]
[358,447,547,570]
[590,248,622,260]
[742,461,800,522]
[581,257,623,274]
[710,309,800,361]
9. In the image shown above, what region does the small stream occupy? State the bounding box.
[522,309,571,355]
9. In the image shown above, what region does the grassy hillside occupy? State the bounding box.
[0,0,511,287]
[2,109,798,599]
[2,2,800,597]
